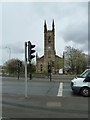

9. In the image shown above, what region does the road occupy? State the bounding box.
[1,77,89,118]
[2,77,74,97]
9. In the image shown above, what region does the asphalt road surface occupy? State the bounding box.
[1,77,89,118]
[2,77,74,97]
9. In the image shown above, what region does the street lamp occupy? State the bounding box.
[5,46,11,60]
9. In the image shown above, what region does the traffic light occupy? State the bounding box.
[20,61,22,67]
[28,41,35,61]
[48,64,52,81]
[48,64,51,73]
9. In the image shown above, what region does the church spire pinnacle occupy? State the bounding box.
[52,19,55,31]
[44,20,47,32]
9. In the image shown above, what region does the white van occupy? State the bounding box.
[71,69,90,97]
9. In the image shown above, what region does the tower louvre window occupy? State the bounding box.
[48,39,51,43]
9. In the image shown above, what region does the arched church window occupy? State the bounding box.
[52,61,54,67]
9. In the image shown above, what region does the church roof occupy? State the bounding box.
[37,55,44,60]
[55,55,62,59]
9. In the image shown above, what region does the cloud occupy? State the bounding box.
[61,20,88,43]
[57,2,88,45]
[2,41,24,54]
[1,2,88,65]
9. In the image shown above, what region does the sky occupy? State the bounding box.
[0,0,89,65]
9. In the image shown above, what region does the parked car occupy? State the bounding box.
[71,69,90,97]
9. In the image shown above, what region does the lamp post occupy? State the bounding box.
[5,46,11,60]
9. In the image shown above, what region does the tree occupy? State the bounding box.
[64,46,87,74]
[4,59,24,76]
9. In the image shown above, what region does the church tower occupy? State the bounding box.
[43,20,56,73]
[36,20,63,74]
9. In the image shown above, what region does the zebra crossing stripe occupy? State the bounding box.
[57,82,63,96]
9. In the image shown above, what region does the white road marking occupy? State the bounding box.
[57,82,63,96]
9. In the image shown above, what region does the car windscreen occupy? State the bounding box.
[79,69,90,78]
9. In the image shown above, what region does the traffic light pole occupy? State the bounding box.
[50,72,52,82]
[48,64,52,82]
[17,63,20,80]
[24,41,35,97]
[29,60,32,80]
[25,42,28,98]
[28,41,35,80]
[17,61,22,80]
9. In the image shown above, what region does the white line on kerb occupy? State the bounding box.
[57,82,63,96]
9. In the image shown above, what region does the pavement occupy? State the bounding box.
[2,93,89,118]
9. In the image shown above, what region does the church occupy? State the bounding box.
[36,20,63,74]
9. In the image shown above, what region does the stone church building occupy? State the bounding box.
[36,20,63,74]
